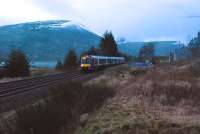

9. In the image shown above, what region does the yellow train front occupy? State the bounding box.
[80,55,94,72]
[80,55,125,72]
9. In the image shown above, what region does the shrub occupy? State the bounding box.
[14,102,67,134]
[82,84,116,113]
[50,81,116,114]
[11,81,115,134]
[189,61,200,77]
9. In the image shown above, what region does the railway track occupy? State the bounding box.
[0,70,83,98]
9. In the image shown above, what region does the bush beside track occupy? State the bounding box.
[1,81,115,134]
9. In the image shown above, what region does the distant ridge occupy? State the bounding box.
[118,41,180,56]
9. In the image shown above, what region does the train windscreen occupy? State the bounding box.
[81,57,91,64]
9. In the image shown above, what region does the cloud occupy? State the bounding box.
[30,0,78,18]
[0,0,200,42]
[0,0,58,25]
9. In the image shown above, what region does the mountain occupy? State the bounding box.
[0,20,101,61]
[118,41,181,56]
[0,20,181,62]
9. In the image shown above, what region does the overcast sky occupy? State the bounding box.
[1,0,200,42]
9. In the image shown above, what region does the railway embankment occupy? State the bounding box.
[0,69,98,114]
[0,66,116,134]
[0,76,115,134]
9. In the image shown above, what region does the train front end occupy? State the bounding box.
[80,55,93,72]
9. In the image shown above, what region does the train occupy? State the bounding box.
[80,55,125,72]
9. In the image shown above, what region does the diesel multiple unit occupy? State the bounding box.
[81,55,125,71]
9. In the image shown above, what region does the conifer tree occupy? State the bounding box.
[88,46,97,55]
[188,32,200,57]
[63,49,78,70]
[100,31,119,56]
[5,49,30,77]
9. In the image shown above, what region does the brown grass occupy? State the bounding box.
[76,62,200,134]
[132,80,200,106]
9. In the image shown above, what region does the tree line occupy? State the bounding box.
[136,30,200,63]
[188,32,200,58]
[172,31,200,60]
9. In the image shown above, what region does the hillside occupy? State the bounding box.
[0,20,101,61]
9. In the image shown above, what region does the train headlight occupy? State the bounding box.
[81,64,91,68]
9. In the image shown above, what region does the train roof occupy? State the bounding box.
[85,55,125,60]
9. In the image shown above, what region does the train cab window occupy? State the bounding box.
[81,58,91,64]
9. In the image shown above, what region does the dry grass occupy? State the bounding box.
[77,61,200,134]
[87,65,131,88]
[131,80,200,106]
[123,61,200,125]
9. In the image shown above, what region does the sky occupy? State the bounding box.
[0,0,200,43]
